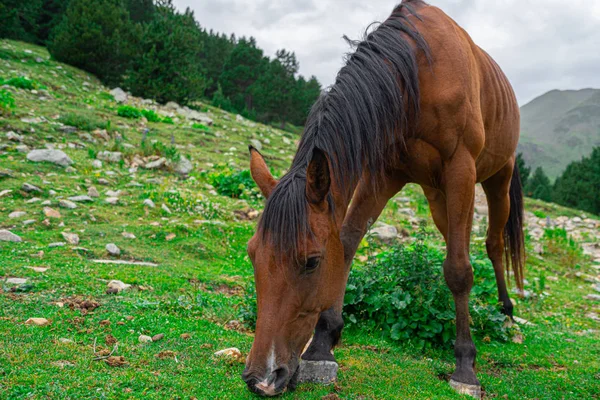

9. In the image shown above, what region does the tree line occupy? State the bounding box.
[517,149,600,215]
[0,0,322,128]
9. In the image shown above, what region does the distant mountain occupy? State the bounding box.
[518,88,600,179]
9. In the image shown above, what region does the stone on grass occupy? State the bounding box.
[44,207,61,218]
[449,380,482,399]
[585,294,600,301]
[174,156,193,175]
[106,280,130,293]
[214,347,243,362]
[122,232,136,239]
[27,149,73,167]
[23,219,36,225]
[26,266,49,272]
[143,199,156,208]
[59,338,74,344]
[9,211,26,219]
[59,200,77,209]
[97,151,122,163]
[0,230,22,242]
[152,333,164,342]
[298,360,338,384]
[593,283,600,293]
[370,223,398,243]
[106,243,121,256]
[92,260,158,267]
[88,186,100,198]
[105,197,119,205]
[49,242,66,247]
[68,195,93,202]
[161,204,171,214]
[0,189,13,198]
[6,131,23,141]
[91,160,103,169]
[61,232,79,245]
[145,157,167,169]
[110,87,128,103]
[22,182,42,193]
[106,190,121,197]
[139,335,153,343]
[25,317,50,326]
[6,277,28,284]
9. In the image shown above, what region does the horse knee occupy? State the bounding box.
[485,235,504,262]
[443,257,474,295]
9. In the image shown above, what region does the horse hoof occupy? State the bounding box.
[298,360,338,384]
[449,379,482,399]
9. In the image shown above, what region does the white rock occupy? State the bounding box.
[0,189,12,198]
[48,242,66,247]
[174,156,193,175]
[161,204,171,214]
[97,151,122,163]
[106,243,121,256]
[370,223,398,243]
[0,230,22,242]
[110,87,128,103]
[6,278,28,284]
[214,347,242,359]
[138,335,153,343]
[59,200,77,209]
[25,318,50,326]
[68,195,93,202]
[9,211,27,219]
[6,131,23,142]
[88,186,100,198]
[105,197,119,205]
[91,160,103,169]
[250,139,262,151]
[107,280,130,292]
[22,183,42,193]
[27,149,73,167]
[145,157,167,169]
[59,338,74,344]
[61,232,79,245]
[143,199,156,208]
[122,232,136,239]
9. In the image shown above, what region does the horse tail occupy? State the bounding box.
[504,161,525,291]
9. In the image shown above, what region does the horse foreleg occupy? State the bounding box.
[482,161,515,319]
[443,155,481,398]
[302,175,406,362]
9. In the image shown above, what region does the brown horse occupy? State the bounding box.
[243,0,524,397]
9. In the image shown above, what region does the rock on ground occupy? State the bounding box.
[174,156,193,175]
[68,195,93,202]
[249,139,262,151]
[61,232,79,245]
[59,200,77,209]
[143,199,156,208]
[106,280,130,293]
[44,207,61,218]
[0,230,22,242]
[9,211,27,219]
[25,318,50,326]
[298,360,339,384]
[110,87,128,103]
[106,243,121,256]
[97,151,122,163]
[370,223,398,243]
[145,157,167,169]
[138,335,153,343]
[22,183,42,193]
[27,149,73,167]
[88,187,100,198]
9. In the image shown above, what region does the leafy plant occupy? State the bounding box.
[117,105,142,119]
[0,89,15,113]
[207,165,258,200]
[543,227,584,270]
[344,233,509,348]
[533,210,547,219]
[59,112,109,131]
[1,76,44,90]
[140,140,180,162]
[192,123,210,132]
[141,109,161,122]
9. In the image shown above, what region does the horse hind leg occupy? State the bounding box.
[481,162,515,319]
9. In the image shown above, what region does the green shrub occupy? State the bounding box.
[532,210,546,219]
[140,140,180,162]
[144,190,221,219]
[1,76,43,90]
[0,89,15,113]
[543,227,584,270]
[58,113,109,131]
[208,166,258,200]
[117,105,142,119]
[343,233,509,348]
[141,109,161,122]
[162,116,174,124]
[192,123,210,132]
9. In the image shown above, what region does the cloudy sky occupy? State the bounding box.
[173,0,600,105]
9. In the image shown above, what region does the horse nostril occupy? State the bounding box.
[272,366,290,389]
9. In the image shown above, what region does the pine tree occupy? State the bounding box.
[553,147,600,214]
[48,0,140,86]
[526,167,552,202]
[125,0,154,23]
[0,0,43,43]
[219,37,267,113]
[126,1,205,105]
[199,29,235,97]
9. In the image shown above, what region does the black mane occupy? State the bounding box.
[258,2,429,260]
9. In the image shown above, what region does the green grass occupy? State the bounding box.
[1,39,599,399]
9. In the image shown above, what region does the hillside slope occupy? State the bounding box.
[1,40,600,399]
[518,88,600,178]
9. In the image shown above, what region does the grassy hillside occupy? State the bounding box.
[518,88,600,178]
[1,40,600,399]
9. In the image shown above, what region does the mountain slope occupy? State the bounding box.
[518,88,600,178]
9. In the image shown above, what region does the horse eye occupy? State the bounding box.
[304,257,320,273]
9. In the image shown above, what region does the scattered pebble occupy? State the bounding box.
[61,232,80,245]
[152,334,164,342]
[59,200,77,209]
[22,183,42,193]
[139,335,153,343]
[0,230,23,242]
[106,243,121,256]
[143,199,156,208]
[106,280,130,293]
[8,211,27,219]
[44,207,61,218]
[25,317,50,326]
[88,186,100,198]
[122,232,136,239]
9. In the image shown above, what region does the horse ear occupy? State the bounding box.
[249,145,277,198]
[306,148,331,205]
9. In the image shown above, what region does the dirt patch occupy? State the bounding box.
[104,356,127,367]
[62,296,100,315]
[156,350,177,359]
[105,334,117,346]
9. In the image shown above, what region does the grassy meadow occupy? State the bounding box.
[1,40,599,399]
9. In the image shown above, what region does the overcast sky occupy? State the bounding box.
[173,0,600,105]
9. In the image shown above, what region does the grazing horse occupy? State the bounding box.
[243,0,524,397]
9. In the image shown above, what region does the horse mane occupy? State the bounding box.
[258,2,430,261]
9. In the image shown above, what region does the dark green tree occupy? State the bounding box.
[515,153,530,188]
[125,0,154,23]
[125,0,205,105]
[553,147,600,214]
[0,0,42,43]
[48,0,140,86]
[199,29,235,97]
[526,167,552,202]
[219,37,267,113]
